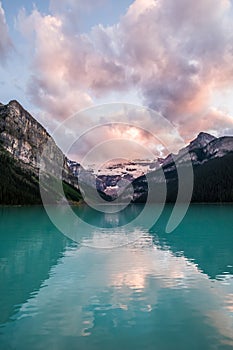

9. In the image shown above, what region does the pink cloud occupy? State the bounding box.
[182,108,233,142]
[18,6,128,122]
[18,0,233,144]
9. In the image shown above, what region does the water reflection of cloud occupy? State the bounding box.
[1,230,233,348]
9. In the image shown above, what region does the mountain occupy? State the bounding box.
[129,132,233,203]
[1,99,233,205]
[160,131,233,170]
[161,132,217,168]
[80,131,233,203]
[67,130,233,203]
[0,100,82,205]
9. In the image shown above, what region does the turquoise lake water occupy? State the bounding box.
[0,204,233,350]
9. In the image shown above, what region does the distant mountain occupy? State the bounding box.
[129,132,233,203]
[0,100,82,205]
[64,129,233,203]
[80,131,233,203]
[161,132,217,168]
[160,131,233,168]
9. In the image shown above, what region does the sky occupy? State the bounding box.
[1,0,233,161]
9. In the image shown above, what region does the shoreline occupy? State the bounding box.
[1,201,233,207]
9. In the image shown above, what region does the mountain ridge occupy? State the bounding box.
[129,132,233,203]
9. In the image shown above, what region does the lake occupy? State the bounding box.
[0,204,233,350]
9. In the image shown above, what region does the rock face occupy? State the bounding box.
[0,100,81,204]
[0,100,63,172]
[0,100,77,185]
[0,100,50,168]
[205,136,233,159]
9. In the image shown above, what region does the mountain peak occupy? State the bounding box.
[8,99,24,109]
[196,131,216,140]
[0,100,21,108]
[189,132,216,150]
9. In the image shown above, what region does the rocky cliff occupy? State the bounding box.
[0,100,51,167]
[0,100,74,177]
[0,100,81,204]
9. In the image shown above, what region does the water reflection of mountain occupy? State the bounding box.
[151,204,233,280]
[73,203,233,280]
[73,204,145,228]
[0,207,70,325]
